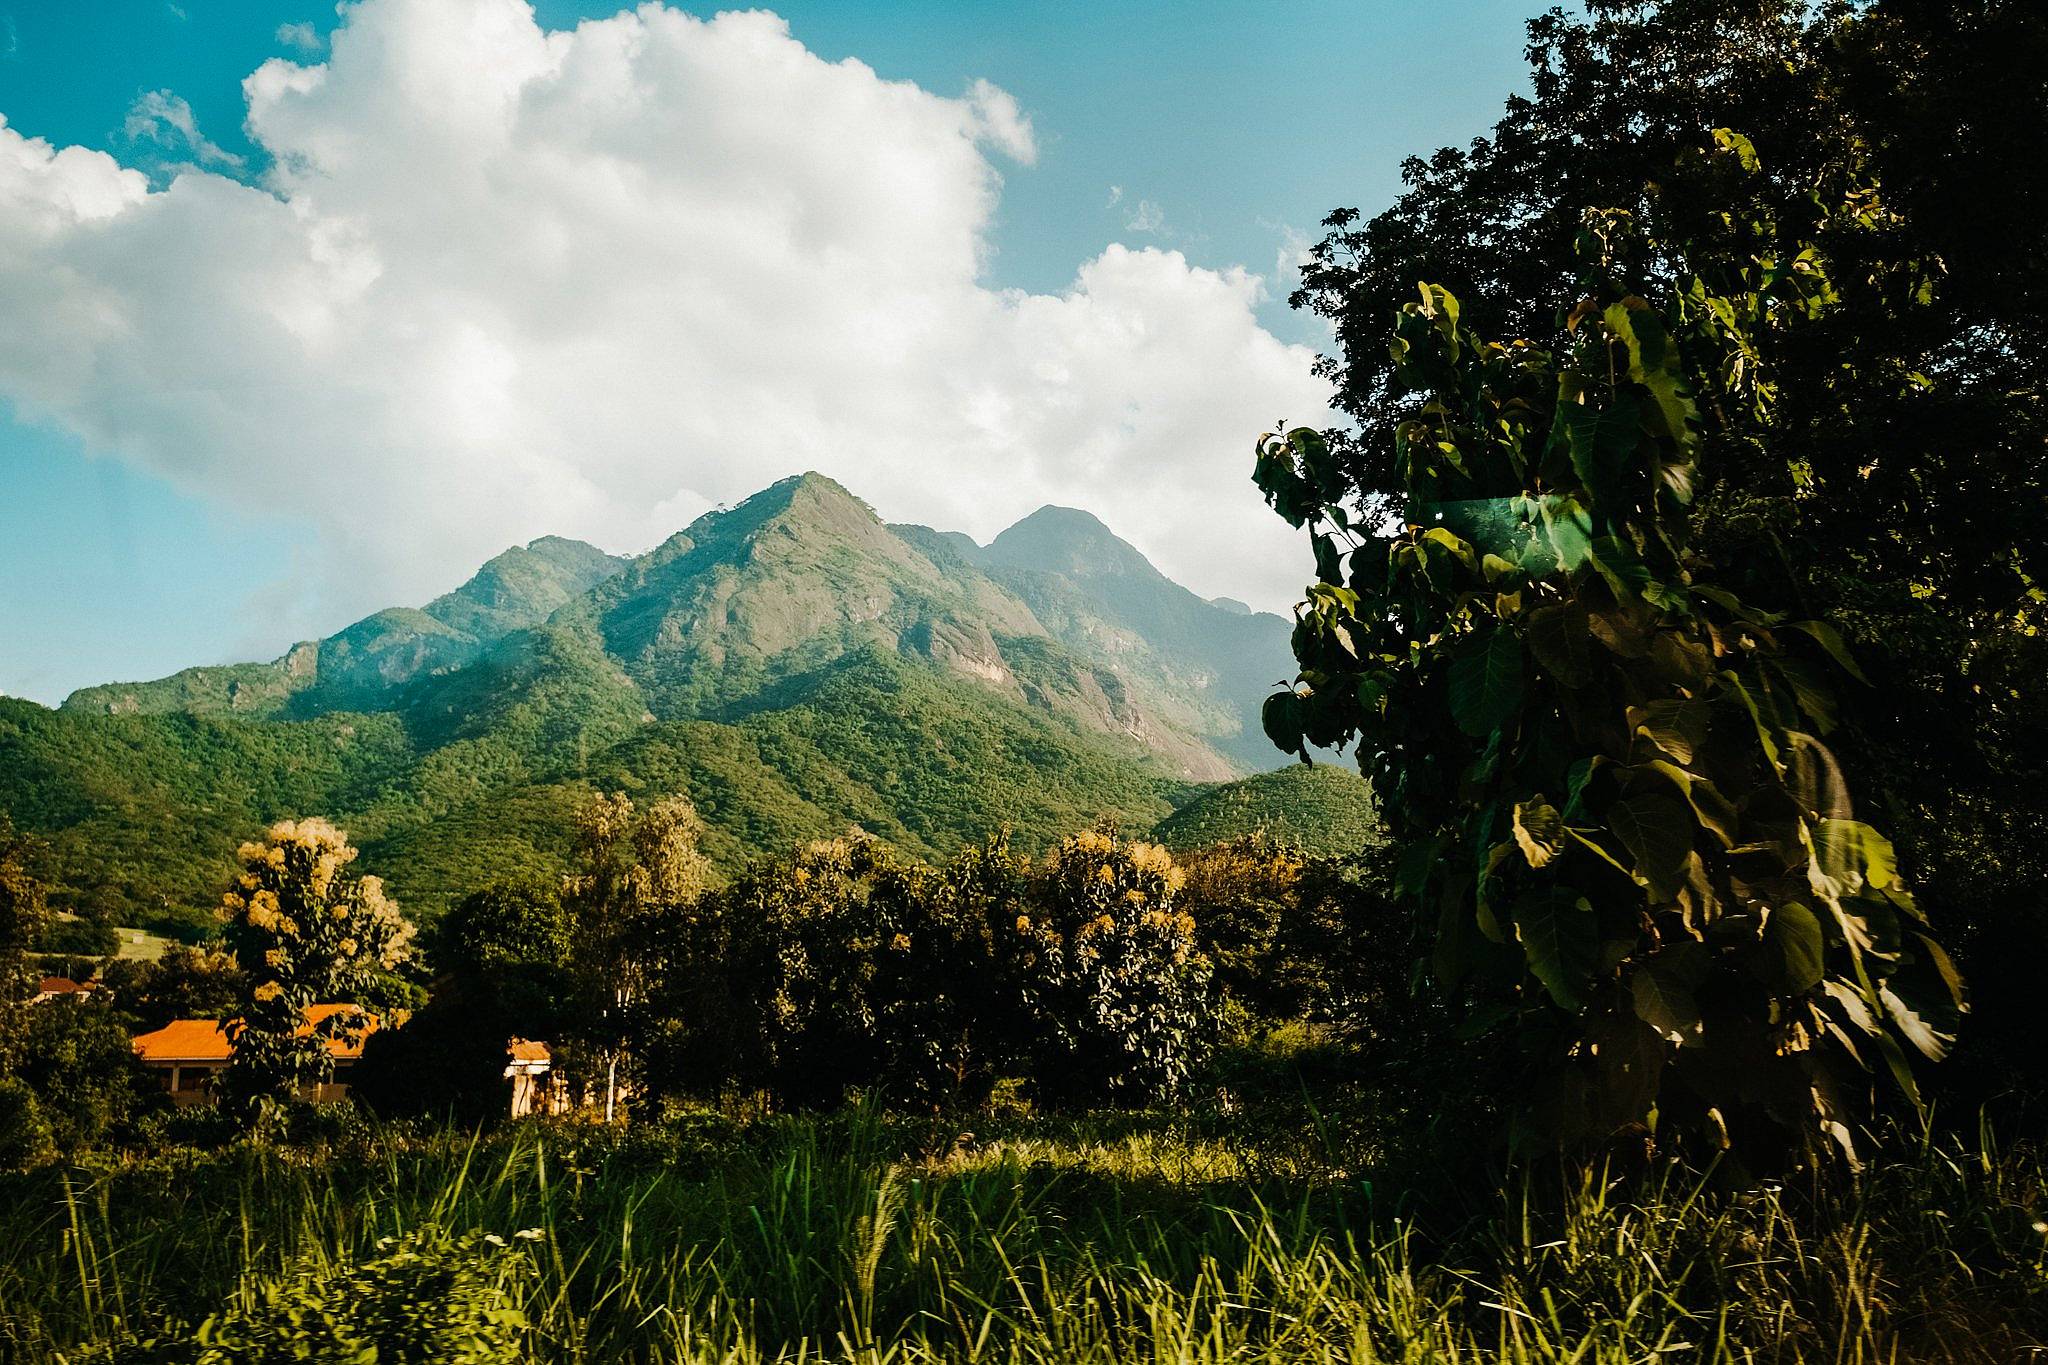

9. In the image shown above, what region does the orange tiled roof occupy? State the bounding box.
[507,1039,552,1063]
[38,976,88,995]
[133,1004,380,1064]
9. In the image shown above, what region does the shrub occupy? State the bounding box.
[4,998,162,1152]
[1004,831,1210,1107]
[90,1225,533,1364]
[0,1075,55,1171]
[641,835,1000,1109]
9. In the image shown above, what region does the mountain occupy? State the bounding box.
[893,505,1296,772]
[62,536,629,720]
[5,474,1312,932]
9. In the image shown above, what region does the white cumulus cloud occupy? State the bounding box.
[0,0,1330,648]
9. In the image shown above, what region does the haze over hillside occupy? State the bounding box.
[6,474,1306,930]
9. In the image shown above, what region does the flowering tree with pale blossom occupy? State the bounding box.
[218,818,414,1109]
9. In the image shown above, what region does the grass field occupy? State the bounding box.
[3,1086,2045,1364]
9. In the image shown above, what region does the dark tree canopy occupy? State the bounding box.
[1285,0,2048,1095]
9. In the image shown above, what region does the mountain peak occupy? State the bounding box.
[984,504,1162,582]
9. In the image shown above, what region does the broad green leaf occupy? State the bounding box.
[1785,619,1870,684]
[1605,298,1702,469]
[1630,960,1702,1044]
[1587,535,1656,601]
[1556,396,1640,510]
[1539,495,1595,570]
[1561,755,1604,820]
[1821,977,1879,1035]
[1448,628,1524,737]
[1608,794,1693,895]
[1396,835,1448,898]
[1566,827,1636,879]
[1880,982,1952,1061]
[1512,888,1600,1011]
[1261,691,1305,758]
[1755,900,1825,993]
[1586,603,1653,659]
[1811,818,1900,898]
[1526,601,1596,686]
[1873,1027,1924,1114]
[1422,526,1479,574]
[1914,932,1966,1009]
[1768,655,1838,734]
[1637,759,1739,848]
[1631,699,1711,765]
[1512,798,1564,869]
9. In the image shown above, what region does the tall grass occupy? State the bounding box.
[1,1105,2044,1362]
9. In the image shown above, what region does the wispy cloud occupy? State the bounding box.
[275,21,323,52]
[123,90,245,169]
[1124,198,1165,233]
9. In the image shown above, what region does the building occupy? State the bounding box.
[504,1038,557,1118]
[35,976,96,1003]
[132,1004,380,1105]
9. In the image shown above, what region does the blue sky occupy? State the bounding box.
[0,0,1550,705]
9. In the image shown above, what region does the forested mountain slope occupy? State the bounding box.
[5,475,1313,933]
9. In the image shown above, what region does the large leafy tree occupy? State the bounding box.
[559,792,712,1119]
[1282,0,2044,1100]
[217,818,415,1108]
[351,882,573,1123]
[1260,132,1965,1159]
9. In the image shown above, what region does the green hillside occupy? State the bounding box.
[1151,763,1382,857]
[899,505,1297,774]
[6,474,1297,934]
[62,536,627,720]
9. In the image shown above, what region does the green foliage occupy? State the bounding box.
[636,828,1213,1113]
[0,833,153,1170]
[1287,0,2047,1097]
[217,820,417,1108]
[351,883,572,1124]
[1005,831,1210,1108]
[0,1075,55,1172]
[0,700,413,933]
[435,884,570,979]
[1176,838,1413,1034]
[1256,150,1963,1158]
[642,835,1006,1110]
[556,793,714,1118]
[0,999,160,1164]
[0,819,50,1003]
[3,477,1267,930]
[91,1225,533,1365]
[1,649,1189,932]
[35,916,118,958]
[99,946,244,1033]
[1152,765,1383,856]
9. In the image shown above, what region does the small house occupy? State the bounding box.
[133,1004,381,1105]
[504,1038,557,1117]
